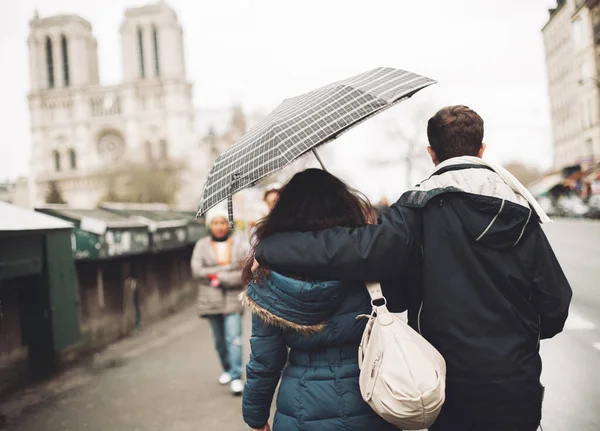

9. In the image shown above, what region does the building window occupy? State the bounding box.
[159,139,168,159]
[69,149,77,169]
[97,131,126,162]
[152,26,160,76]
[138,27,145,78]
[573,18,584,50]
[61,35,69,87]
[53,150,61,172]
[90,95,122,117]
[46,36,54,88]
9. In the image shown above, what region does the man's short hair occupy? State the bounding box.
[427,105,484,162]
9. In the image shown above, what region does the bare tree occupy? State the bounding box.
[100,165,181,205]
[365,106,435,190]
[502,162,543,186]
[45,180,67,204]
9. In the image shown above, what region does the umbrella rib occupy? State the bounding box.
[312,148,327,171]
[347,68,399,94]
[377,77,436,101]
[278,94,384,158]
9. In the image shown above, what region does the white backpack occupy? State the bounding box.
[358,283,447,430]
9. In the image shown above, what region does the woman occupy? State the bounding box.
[241,169,397,431]
[191,207,249,396]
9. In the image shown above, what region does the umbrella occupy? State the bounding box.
[197,67,436,225]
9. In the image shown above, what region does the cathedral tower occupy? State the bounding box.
[28,12,99,91]
[120,1,186,82]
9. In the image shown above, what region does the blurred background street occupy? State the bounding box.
[1,219,598,431]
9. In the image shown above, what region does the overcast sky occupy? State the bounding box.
[0,0,557,198]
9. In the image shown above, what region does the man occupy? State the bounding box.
[255,106,572,430]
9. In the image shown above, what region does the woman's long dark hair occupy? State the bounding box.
[242,169,375,284]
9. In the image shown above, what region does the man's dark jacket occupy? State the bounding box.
[256,164,572,426]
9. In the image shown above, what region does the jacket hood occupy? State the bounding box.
[242,272,346,335]
[448,191,535,250]
[399,164,536,250]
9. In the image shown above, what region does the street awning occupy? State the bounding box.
[528,173,564,197]
[36,207,150,260]
[99,206,207,252]
[1,202,72,232]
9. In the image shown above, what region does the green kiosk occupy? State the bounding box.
[0,202,81,390]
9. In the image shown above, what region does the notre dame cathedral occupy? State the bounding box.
[26,1,244,209]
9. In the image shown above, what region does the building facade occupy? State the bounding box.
[27,2,205,209]
[543,0,600,169]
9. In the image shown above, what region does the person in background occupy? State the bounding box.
[263,183,281,213]
[374,196,390,218]
[241,169,399,431]
[249,183,282,244]
[191,207,250,396]
[122,263,143,333]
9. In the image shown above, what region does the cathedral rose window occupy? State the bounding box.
[97,131,126,162]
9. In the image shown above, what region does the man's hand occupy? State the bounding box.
[252,425,271,431]
[251,258,260,273]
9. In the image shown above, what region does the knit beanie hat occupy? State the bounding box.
[205,206,229,227]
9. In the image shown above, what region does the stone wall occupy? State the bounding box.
[74,246,196,354]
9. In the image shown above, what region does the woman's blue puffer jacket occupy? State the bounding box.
[241,271,397,431]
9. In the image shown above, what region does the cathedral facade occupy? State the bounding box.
[27,2,208,208]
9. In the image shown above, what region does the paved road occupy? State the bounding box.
[539,219,600,431]
[1,219,599,431]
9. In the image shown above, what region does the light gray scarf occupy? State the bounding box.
[431,156,551,223]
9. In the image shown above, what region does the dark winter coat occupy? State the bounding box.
[255,163,573,427]
[241,271,397,431]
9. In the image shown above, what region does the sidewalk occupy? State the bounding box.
[0,306,251,429]
[0,307,424,431]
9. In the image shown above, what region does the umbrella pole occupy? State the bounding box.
[312,149,327,171]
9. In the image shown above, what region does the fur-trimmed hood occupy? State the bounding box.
[242,272,347,335]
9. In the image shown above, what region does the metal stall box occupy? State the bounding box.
[0,202,80,394]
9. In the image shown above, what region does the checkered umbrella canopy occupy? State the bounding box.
[197,67,436,224]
